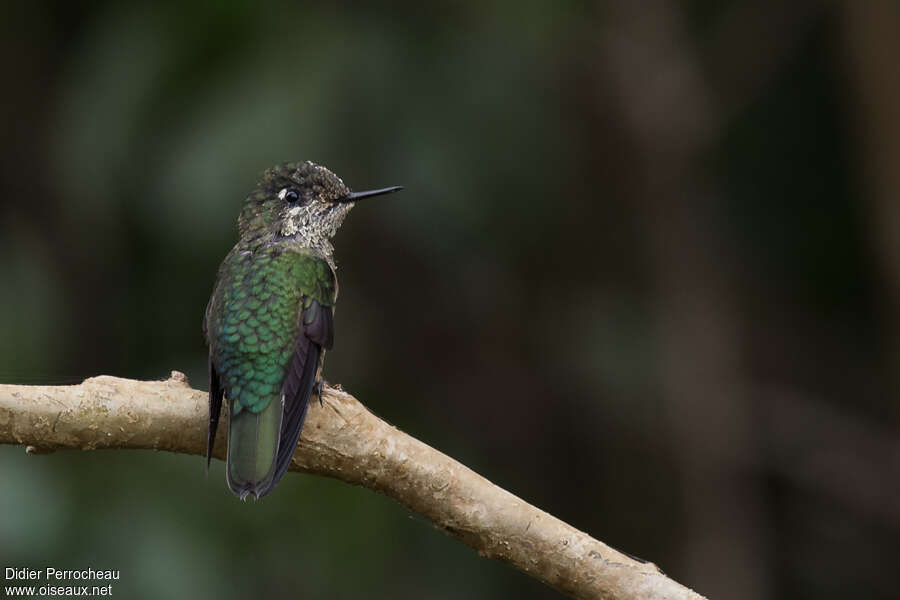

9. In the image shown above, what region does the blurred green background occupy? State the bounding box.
[2,1,900,599]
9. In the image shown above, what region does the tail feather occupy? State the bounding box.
[225,397,283,500]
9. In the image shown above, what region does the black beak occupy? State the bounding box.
[335,186,403,203]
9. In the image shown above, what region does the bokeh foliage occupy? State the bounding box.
[1,2,898,598]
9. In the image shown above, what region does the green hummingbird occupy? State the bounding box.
[203,161,402,499]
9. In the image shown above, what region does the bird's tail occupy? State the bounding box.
[225,397,282,500]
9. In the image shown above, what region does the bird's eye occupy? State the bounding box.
[278,188,300,203]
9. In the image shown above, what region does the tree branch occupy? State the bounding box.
[0,372,705,600]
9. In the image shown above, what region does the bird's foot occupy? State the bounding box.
[315,378,328,406]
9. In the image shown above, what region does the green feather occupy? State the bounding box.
[207,246,335,414]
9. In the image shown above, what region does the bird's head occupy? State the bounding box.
[238,161,401,255]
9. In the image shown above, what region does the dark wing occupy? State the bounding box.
[302,297,335,350]
[206,357,224,472]
[267,298,334,492]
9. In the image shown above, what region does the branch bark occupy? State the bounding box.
[0,372,704,600]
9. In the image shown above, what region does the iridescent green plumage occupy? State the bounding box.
[208,248,335,414]
[203,161,401,499]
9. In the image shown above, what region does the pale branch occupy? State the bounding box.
[0,373,705,600]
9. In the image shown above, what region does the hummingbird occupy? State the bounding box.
[203,161,402,499]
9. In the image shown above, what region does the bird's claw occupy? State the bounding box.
[315,379,328,406]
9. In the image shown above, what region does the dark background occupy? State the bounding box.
[2,2,899,599]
